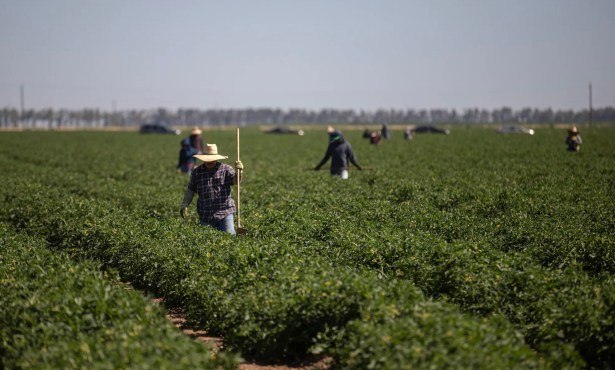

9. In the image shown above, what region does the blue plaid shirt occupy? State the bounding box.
[188,162,236,223]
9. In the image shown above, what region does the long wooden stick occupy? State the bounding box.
[236,127,241,229]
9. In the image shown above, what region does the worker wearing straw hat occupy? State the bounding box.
[189,127,204,154]
[179,143,243,235]
[565,126,582,152]
[188,127,204,168]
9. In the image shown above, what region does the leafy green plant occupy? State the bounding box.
[0,224,239,370]
[0,127,613,367]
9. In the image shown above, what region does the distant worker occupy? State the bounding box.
[404,126,413,140]
[189,127,205,154]
[381,123,392,140]
[369,131,381,145]
[177,138,196,174]
[179,144,243,235]
[315,127,362,179]
[565,126,582,152]
[184,127,205,168]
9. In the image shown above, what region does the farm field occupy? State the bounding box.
[1,126,614,369]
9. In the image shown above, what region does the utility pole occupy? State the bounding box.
[589,82,593,128]
[20,84,25,120]
[112,100,117,127]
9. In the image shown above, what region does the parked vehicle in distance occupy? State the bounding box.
[412,125,450,134]
[265,127,304,136]
[496,125,534,135]
[139,124,181,135]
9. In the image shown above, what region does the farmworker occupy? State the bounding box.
[315,128,362,179]
[189,127,205,154]
[187,127,204,168]
[179,144,243,235]
[369,131,381,145]
[404,126,413,140]
[565,126,582,152]
[381,123,391,139]
[176,138,195,174]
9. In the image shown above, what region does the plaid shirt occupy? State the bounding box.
[188,162,236,223]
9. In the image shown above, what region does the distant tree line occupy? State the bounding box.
[1,106,613,129]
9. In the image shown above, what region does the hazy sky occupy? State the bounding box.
[1,0,614,112]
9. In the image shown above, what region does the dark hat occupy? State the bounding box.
[329,131,344,143]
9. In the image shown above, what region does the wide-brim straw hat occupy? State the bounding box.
[191,127,202,135]
[193,144,228,162]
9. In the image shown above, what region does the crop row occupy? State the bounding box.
[1,130,612,276]
[1,188,547,369]
[0,224,239,370]
[1,129,613,367]
[245,128,615,276]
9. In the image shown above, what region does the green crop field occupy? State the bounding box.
[1,126,614,369]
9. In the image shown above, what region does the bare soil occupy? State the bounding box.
[153,298,332,370]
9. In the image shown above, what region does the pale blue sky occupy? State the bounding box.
[1,0,614,111]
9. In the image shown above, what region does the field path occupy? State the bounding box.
[153,298,332,370]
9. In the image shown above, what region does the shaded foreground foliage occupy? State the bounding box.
[0,225,239,369]
[0,127,614,368]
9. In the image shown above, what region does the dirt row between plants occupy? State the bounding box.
[152,298,332,370]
